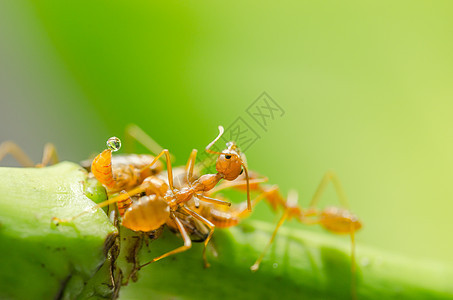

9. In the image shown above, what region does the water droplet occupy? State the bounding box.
[272,263,278,269]
[107,137,121,152]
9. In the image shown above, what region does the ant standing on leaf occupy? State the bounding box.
[246,171,362,273]
[199,170,362,298]
[202,171,361,270]
[52,125,252,273]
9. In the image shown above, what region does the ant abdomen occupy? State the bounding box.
[122,195,170,232]
[142,176,168,197]
[91,149,115,188]
[319,206,362,234]
[196,202,241,228]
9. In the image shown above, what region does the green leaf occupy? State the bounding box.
[119,222,453,300]
[0,162,117,300]
[1,162,452,300]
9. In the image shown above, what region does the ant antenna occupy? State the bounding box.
[205,126,224,155]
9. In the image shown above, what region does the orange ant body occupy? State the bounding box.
[188,174,269,228]
[187,171,361,299]
[196,171,362,272]
[89,137,164,193]
[54,126,252,270]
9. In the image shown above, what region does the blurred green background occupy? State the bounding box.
[1,0,452,278]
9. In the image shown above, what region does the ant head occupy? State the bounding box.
[205,127,247,181]
[215,148,244,181]
[206,126,252,211]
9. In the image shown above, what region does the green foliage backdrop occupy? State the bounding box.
[1,0,452,295]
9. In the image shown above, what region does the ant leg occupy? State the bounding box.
[52,185,147,224]
[185,149,198,184]
[309,171,350,209]
[139,149,175,193]
[246,185,282,216]
[209,184,283,216]
[180,206,215,268]
[241,164,252,211]
[251,210,289,272]
[228,186,282,220]
[350,225,356,273]
[139,212,191,268]
[196,194,232,207]
[36,143,58,167]
[300,208,358,299]
[0,141,34,167]
[124,124,175,162]
[250,189,298,271]
[208,177,269,195]
[124,124,163,155]
[350,223,357,300]
[198,187,280,228]
[117,191,133,217]
[308,172,359,277]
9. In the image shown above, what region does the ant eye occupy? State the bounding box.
[225,155,232,159]
[239,169,243,175]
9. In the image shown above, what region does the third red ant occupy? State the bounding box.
[193,170,362,288]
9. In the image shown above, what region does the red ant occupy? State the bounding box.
[193,171,362,287]
[53,125,252,270]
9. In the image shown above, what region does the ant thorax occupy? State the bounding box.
[192,173,223,192]
[167,186,193,206]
